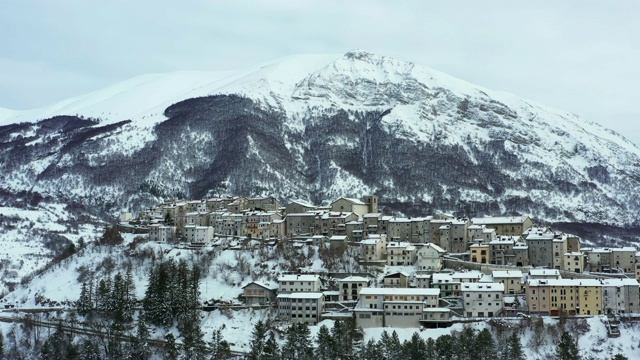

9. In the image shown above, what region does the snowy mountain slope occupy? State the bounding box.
[1,50,640,231]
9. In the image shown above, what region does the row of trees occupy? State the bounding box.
[76,269,136,324]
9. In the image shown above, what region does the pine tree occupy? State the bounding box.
[282,323,314,360]
[163,333,180,360]
[263,333,280,360]
[378,330,403,360]
[78,338,101,360]
[0,330,4,360]
[77,281,94,316]
[435,334,455,360]
[555,331,580,360]
[425,337,436,360]
[454,326,477,360]
[210,327,232,360]
[315,324,335,360]
[96,277,112,312]
[403,332,427,360]
[127,317,151,360]
[357,338,383,360]
[249,320,268,360]
[475,328,496,360]
[505,333,525,360]
[180,311,207,360]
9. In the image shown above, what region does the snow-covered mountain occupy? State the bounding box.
[2,50,640,229]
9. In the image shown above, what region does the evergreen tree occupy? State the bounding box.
[96,277,112,312]
[454,326,477,360]
[379,330,403,360]
[263,333,280,360]
[612,354,628,360]
[163,333,180,360]
[41,321,79,360]
[555,331,580,360]
[357,338,383,360]
[248,320,267,360]
[505,333,525,360]
[78,338,101,360]
[77,281,94,316]
[315,324,335,360]
[180,311,207,360]
[435,334,455,360]
[475,328,496,360]
[210,327,232,360]
[425,337,436,360]
[403,332,427,360]
[127,317,152,360]
[0,330,4,360]
[282,323,314,360]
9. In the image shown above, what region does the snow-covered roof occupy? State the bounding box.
[601,278,640,286]
[461,282,504,292]
[451,271,483,280]
[278,274,320,282]
[329,235,348,241]
[492,270,523,278]
[528,279,602,287]
[287,199,315,208]
[384,271,410,278]
[360,287,440,296]
[528,269,560,276]
[333,197,365,205]
[339,276,370,282]
[277,292,324,299]
[472,216,530,225]
[387,242,413,249]
[363,213,383,218]
[242,281,278,290]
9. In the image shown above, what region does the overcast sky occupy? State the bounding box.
[1,1,639,144]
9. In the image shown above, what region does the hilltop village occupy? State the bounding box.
[120,195,640,330]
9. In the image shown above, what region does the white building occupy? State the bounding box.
[338,276,370,301]
[360,234,387,262]
[184,225,213,244]
[462,282,505,317]
[278,274,322,293]
[354,287,440,328]
[602,278,640,314]
[386,242,417,266]
[415,243,445,271]
[277,292,324,325]
[528,269,561,280]
[491,270,523,294]
[148,224,176,242]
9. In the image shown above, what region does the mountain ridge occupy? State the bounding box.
[1,50,639,230]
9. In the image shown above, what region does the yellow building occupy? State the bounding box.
[470,244,490,263]
[527,279,603,316]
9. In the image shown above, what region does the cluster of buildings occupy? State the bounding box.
[121,195,640,327]
[241,267,640,328]
[123,195,636,276]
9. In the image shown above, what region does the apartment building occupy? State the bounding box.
[338,276,370,301]
[278,274,322,293]
[415,243,445,271]
[277,292,324,325]
[601,278,640,314]
[526,279,603,316]
[431,273,461,297]
[563,252,584,273]
[462,282,504,317]
[524,227,555,268]
[492,270,523,294]
[148,224,176,242]
[360,234,387,262]
[386,242,417,266]
[354,287,440,328]
[471,215,533,236]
